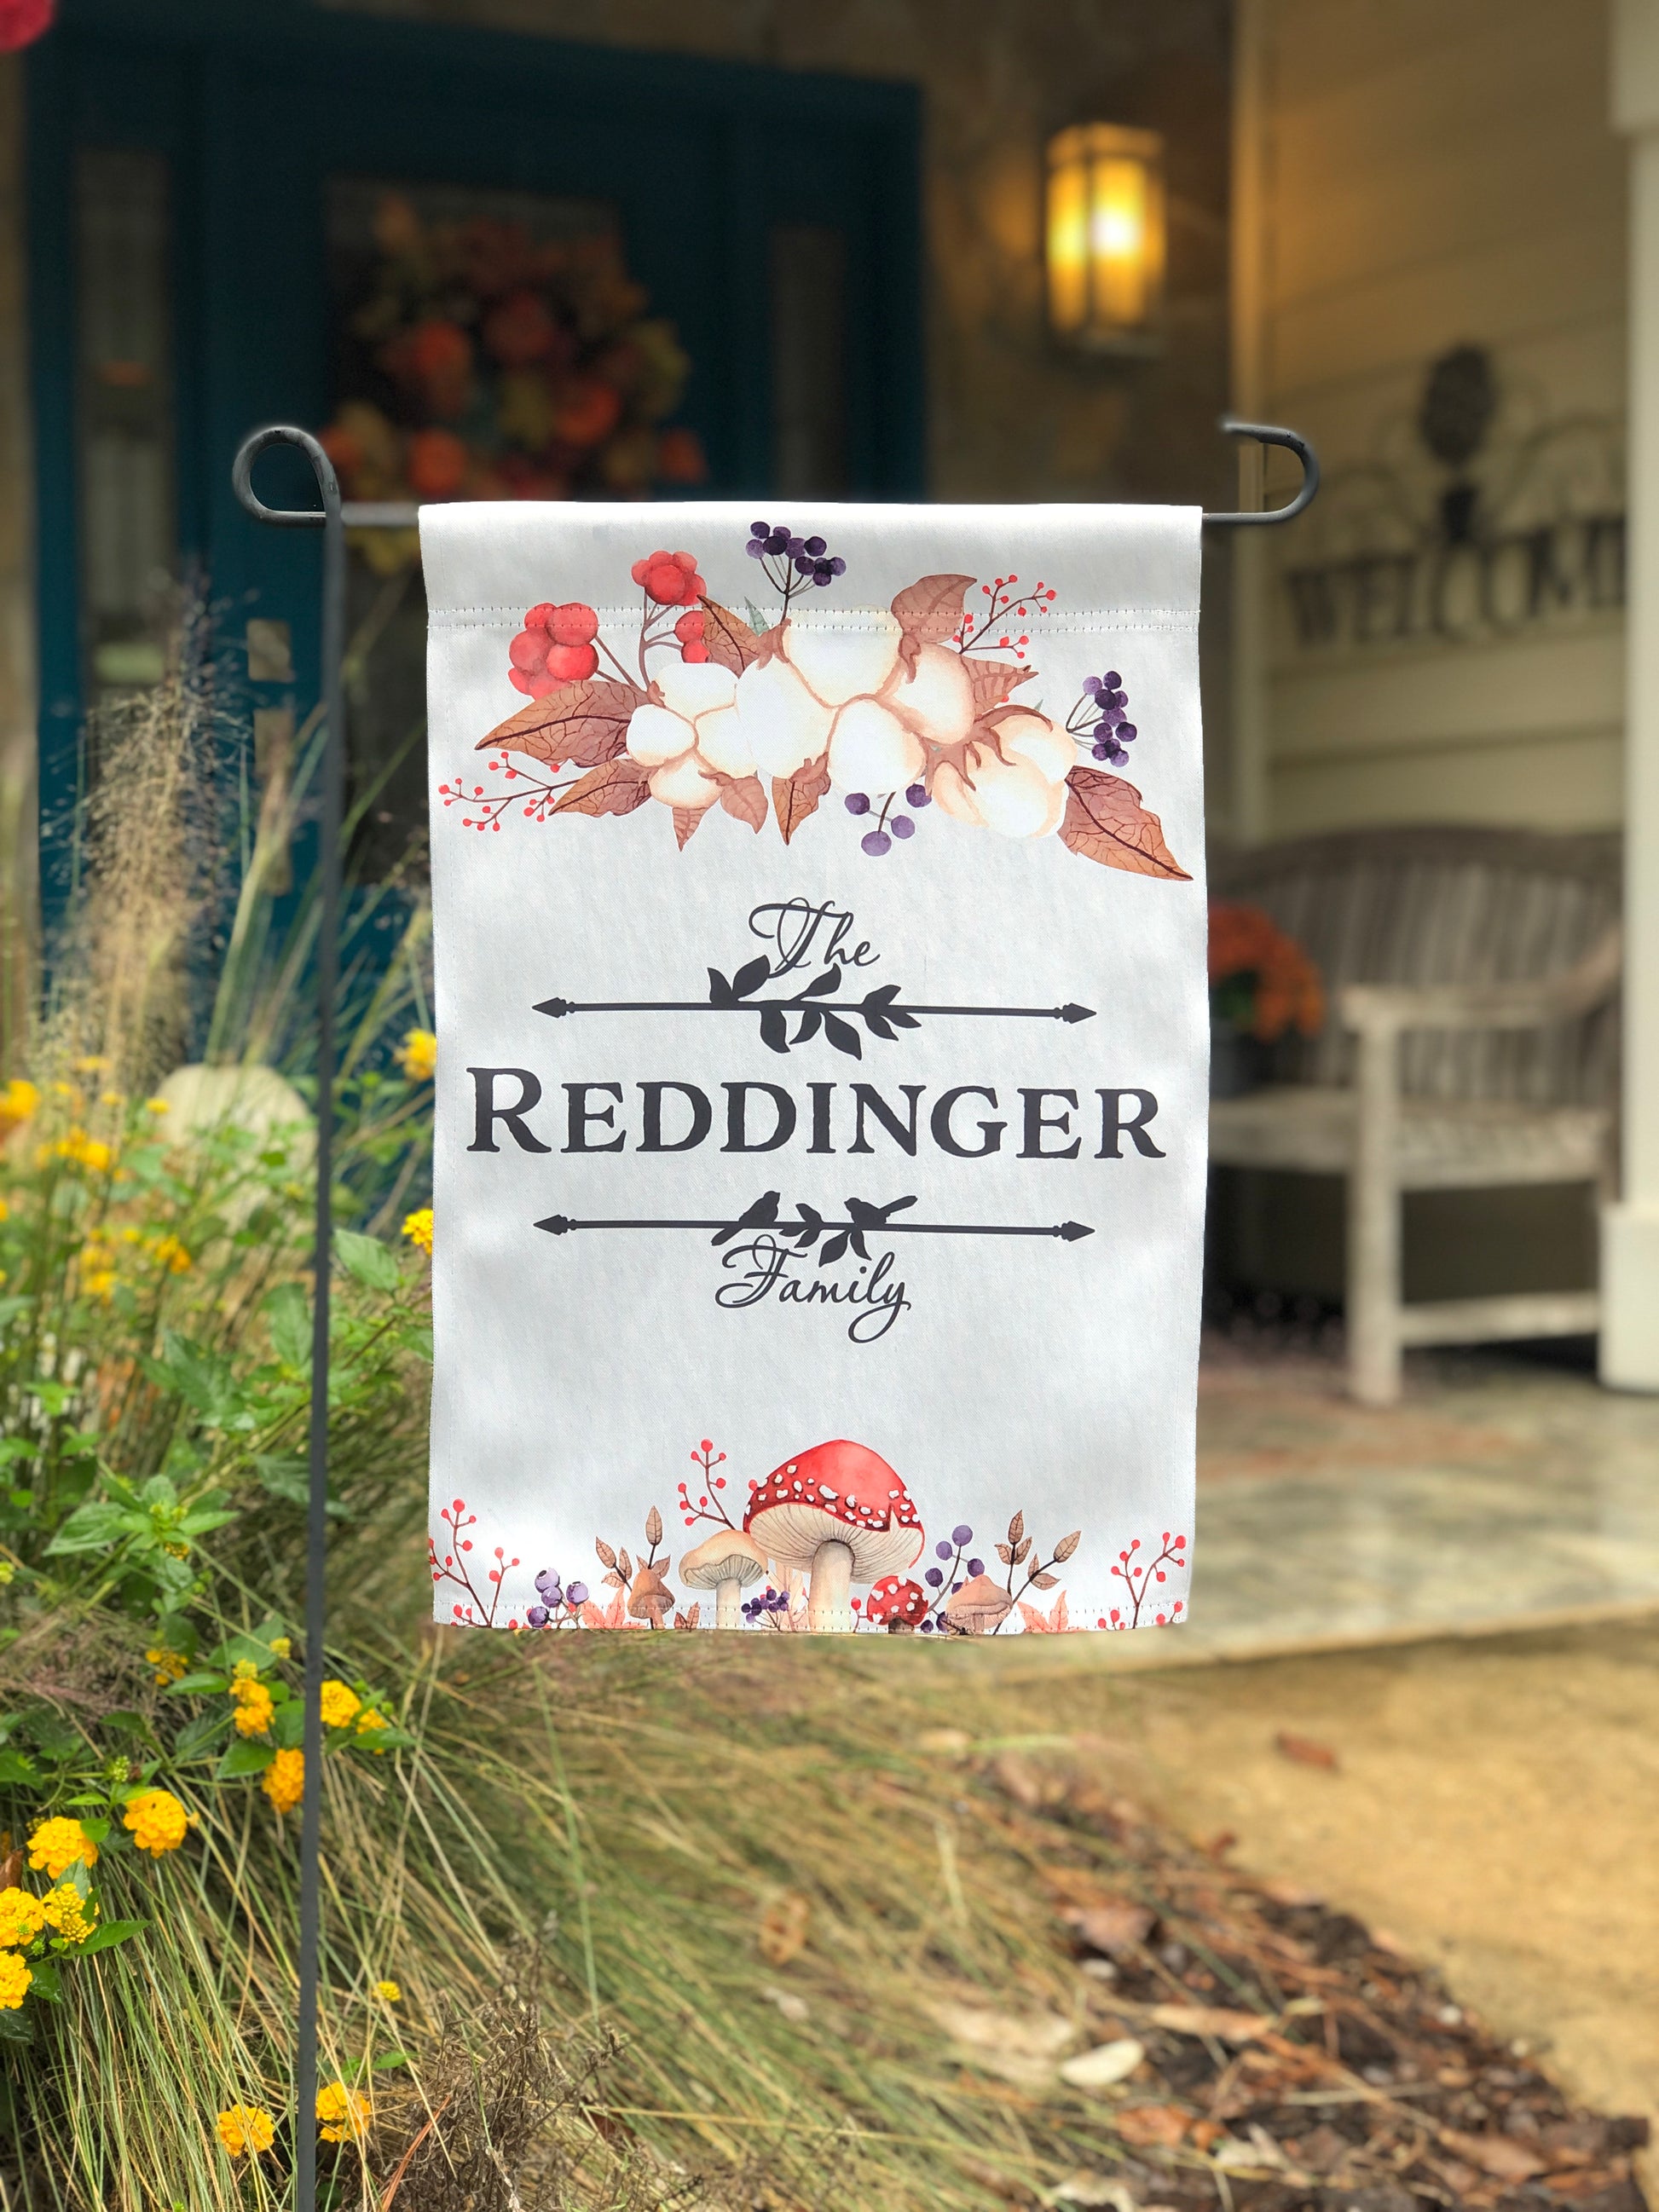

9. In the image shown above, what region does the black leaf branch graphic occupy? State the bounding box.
[535,960,1094,1060]
[535,1193,1095,1248]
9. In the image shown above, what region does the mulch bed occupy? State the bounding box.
[980,1753,1650,2212]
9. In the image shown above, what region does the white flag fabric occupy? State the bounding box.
[422,503,1205,1637]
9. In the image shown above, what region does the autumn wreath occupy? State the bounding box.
[318,190,705,571]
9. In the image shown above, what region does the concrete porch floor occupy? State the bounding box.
[1185,1334,1659,1656]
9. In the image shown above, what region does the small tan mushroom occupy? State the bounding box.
[627,1562,673,1628]
[679,1529,768,1629]
[944,1573,1013,1636]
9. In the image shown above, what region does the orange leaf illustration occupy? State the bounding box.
[961,655,1036,714]
[891,573,974,668]
[1017,1591,1071,1634]
[551,756,653,819]
[772,753,831,846]
[718,774,769,834]
[477,677,642,767]
[698,598,766,674]
[1060,766,1191,881]
[673,805,707,850]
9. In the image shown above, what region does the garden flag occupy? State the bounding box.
[422,503,1205,1635]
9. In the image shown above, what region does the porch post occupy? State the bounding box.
[1606,0,1659,1388]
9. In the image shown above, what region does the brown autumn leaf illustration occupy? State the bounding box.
[891,573,974,668]
[758,1890,812,1967]
[645,1505,663,1548]
[1052,1529,1082,1563]
[718,774,769,833]
[477,677,641,767]
[594,1538,618,1569]
[673,805,705,851]
[1007,1510,1026,1546]
[552,757,652,820]
[961,654,1036,714]
[1060,766,1192,881]
[773,752,831,846]
[698,598,766,674]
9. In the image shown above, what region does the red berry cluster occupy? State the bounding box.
[678,1437,732,1529]
[632,549,705,607]
[508,601,600,696]
[674,608,709,662]
[955,573,1059,660]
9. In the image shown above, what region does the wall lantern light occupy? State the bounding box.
[1046,124,1166,355]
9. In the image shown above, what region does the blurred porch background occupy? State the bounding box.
[0,0,1656,1652]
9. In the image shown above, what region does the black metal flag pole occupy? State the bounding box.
[232,426,346,2212]
[223,410,1315,2212]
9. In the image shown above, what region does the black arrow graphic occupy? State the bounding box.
[535,1211,1094,1242]
[536,996,1094,1021]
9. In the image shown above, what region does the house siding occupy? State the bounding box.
[1237,0,1628,836]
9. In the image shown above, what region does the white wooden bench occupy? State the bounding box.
[1207,826,1622,1404]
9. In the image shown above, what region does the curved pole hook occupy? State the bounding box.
[1204,418,1321,528]
[232,423,342,528]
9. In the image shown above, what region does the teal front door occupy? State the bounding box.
[27,0,923,929]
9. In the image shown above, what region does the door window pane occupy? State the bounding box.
[77,148,176,700]
[770,223,848,498]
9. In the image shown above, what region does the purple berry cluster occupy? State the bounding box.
[746,520,847,600]
[847,781,930,858]
[1085,671,1137,766]
[525,1567,589,1627]
[741,1584,794,1625]
[913,1522,981,1633]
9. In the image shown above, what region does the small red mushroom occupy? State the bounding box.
[864,1576,928,1633]
[743,1440,923,1634]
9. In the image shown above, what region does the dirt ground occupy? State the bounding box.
[1002,1618,1659,2134]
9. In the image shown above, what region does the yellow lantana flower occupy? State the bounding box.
[263,1747,303,1814]
[146,1645,188,1686]
[355,1708,390,1753]
[27,1818,97,1880]
[268,1635,292,1660]
[402,1207,433,1256]
[122,1788,193,1857]
[0,1952,32,2009]
[0,1077,40,1135]
[0,1887,45,1949]
[144,1097,170,1116]
[373,1978,402,2003]
[319,1679,361,1730]
[148,1233,193,1274]
[397,1028,437,1082]
[315,2081,371,2142]
[55,1127,114,1173]
[41,1883,98,1945]
[232,1680,275,1737]
[217,2104,275,2157]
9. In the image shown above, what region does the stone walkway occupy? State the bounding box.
[1185,1340,1659,1656]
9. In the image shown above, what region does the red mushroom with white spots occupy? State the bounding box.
[864,1575,928,1632]
[743,1440,924,1634]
